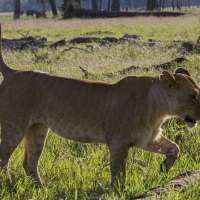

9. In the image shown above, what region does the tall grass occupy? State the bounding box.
[0,12,200,199]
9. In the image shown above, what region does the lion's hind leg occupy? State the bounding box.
[23,123,49,185]
[0,121,25,169]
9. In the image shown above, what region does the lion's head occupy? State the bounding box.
[160,68,200,128]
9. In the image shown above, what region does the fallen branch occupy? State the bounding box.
[133,170,200,199]
[103,65,149,78]
[67,9,185,18]
[79,65,148,79]
[61,46,92,54]
[69,36,107,44]
[2,34,199,55]
[55,46,93,61]
[49,34,140,48]
[2,37,47,50]
[79,66,95,79]
[16,30,31,38]
[31,48,48,63]
[79,57,189,78]
[151,57,189,72]
[50,39,66,48]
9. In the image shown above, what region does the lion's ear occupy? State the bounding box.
[174,68,191,76]
[159,71,177,90]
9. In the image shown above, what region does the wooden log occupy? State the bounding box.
[72,10,185,18]
[2,37,47,50]
[134,170,200,200]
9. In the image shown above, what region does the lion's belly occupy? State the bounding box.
[49,120,106,143]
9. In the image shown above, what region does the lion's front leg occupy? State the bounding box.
[139,135,180,172]
[108,140,129,188]
[161,148,180,172]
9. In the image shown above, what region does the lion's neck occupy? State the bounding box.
[148,82,172,120]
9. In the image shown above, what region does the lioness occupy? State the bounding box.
[0,24,200,187]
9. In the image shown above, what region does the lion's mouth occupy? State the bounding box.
[184,115,197,128]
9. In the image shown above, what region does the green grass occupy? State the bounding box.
[1,11,200,199]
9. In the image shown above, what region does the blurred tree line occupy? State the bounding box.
[0,0,199,19]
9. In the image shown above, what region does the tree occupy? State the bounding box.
[172,0,175,10]
[176,0,180,10]
[147,0,157,10]
[92,0,98,11]
[107,0,111,10]
[111,0,120,11]
[49,0,58,16]
[40,0,46,15]
[13,0,21,19]
[171,0,180,10]
[158,0,166,10]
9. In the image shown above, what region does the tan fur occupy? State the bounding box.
[1,24,200,187]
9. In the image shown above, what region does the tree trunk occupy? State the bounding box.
[197,0,200,7]
[147,0,157,10]
[158,0,162,10]
[162,0,166,9]
[172,0,175,10]
[111,0,120,11]
[107,0,110,10]
[76,0,81,8]
[176,0,180,10]
[49,0,58,16]
[99,0,102,11]
[92,0,98,11]
[64,0,68,6]
[13,0,20,19]
[187,0,190,8]
[158,0,165,9]
[41,0,46,15]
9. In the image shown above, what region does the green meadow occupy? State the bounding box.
[0,11,200,199]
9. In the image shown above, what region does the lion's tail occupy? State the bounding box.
[0,23,15,78]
